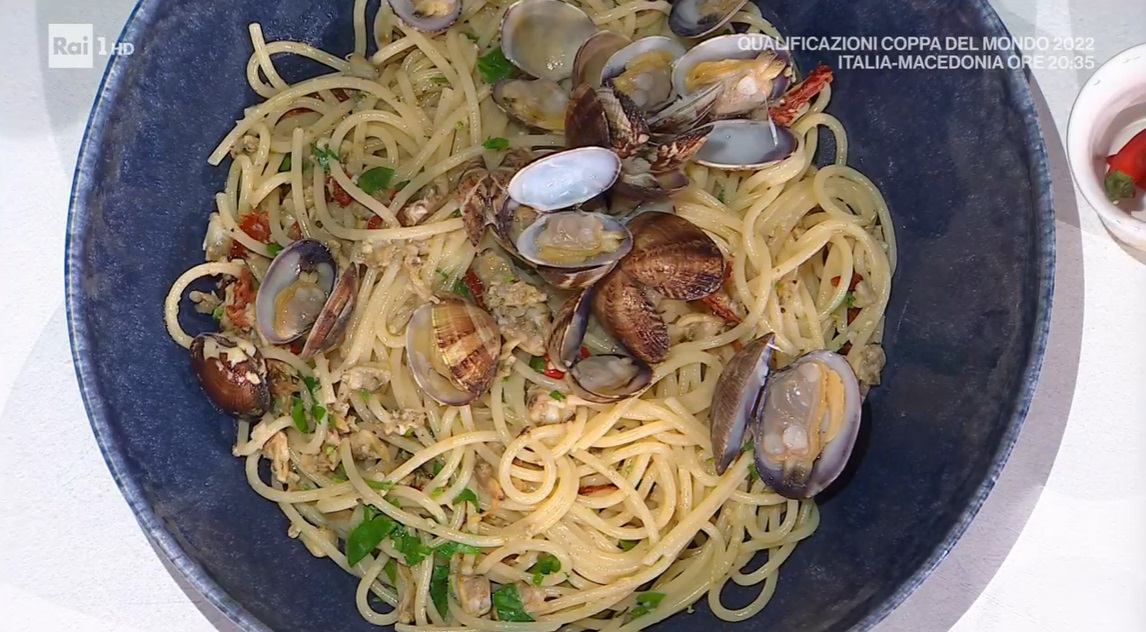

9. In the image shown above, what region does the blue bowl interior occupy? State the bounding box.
[67,0,1053,631]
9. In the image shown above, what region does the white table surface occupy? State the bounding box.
[2,1,1145,630]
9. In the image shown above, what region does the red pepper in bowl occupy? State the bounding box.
[1104,128,1146,202]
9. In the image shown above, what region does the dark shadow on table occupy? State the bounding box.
[874,76,1085,632]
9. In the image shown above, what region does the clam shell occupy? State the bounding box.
[300,264,359,360]
[693,119,797,170]
[708,334,774,474]
[591,269,668,364]
[388,0,461,33]
[600,36,686,112]
[536,263,616,290]
[565,84,612,149]
[754,350,862,499]
[506,147,621,212]
[671,34,793,115]
[255,239,337,344]
[611,169,689,202]
[647,82,723,133]
[547,288,594,368]
[190,333,271,420]
[621,211,724,301]
[492,78,568,132]
[569,354,653,403]
[406,299,501,406]
[501,0,597,81]
[648,124,713,173]
[515,211,633,270]
[668,0,748,39]
[572,31,630,88]
[598,86,650,158]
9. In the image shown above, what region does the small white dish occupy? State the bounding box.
[1066,43,1146,251]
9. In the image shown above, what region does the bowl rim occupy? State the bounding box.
[1065,42,1146,248]
[64,1,1055,631]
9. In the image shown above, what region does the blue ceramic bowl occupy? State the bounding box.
[66,0,1054,630]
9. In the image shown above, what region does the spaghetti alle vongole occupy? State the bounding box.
[163,0,896,629]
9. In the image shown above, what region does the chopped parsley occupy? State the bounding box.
[482,136,510,150]
[450,277,472,300]
[429,487,445,498]
[618,540,638,551]
[492,583,534,622]
[529,355,547,374]
[527,554,561,586]
[359,389,370,401]
[430,562,450,617]
[279,155,292,172]
[313,404,327,423]
[429,75,450,85]
[715,190,725,203]
[383,558,398,584]
[748,462,759,481]
[211,304,224,321]
[290,396,307,432]
[628,591,666,619]
[549,390,565,401]
[463,31,480,43]
[455,120,465,130]
[429,459,444,476]
[477,47,514,84]
[844,292,856,308]
[392,526,434,565]
[265,242,284,256]
[365,479,395,491]
[345,505,398,566]
[435,540,481,557]
[357,166,395,194]
[453,488,478,506]
[310,142,339,171]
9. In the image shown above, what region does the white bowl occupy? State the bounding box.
[1066,43,1146,251]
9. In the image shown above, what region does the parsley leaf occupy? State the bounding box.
[548,390,565,401]
[482,136,510,150]
[844,292,856,308]
[211,304,224,321]
[529,356,547,373]
[359,389,370,401]
[357,166,395,194]
[748,462,759,481]
[435,541,481,557]
[492,583,534,622]
[430,562,450,617]
[477,47,514,84]
[629,591,666,619]
[392,527,434,565]
[302,375,319,396]
[430,487,445,498]
[345,505,397,566]
[290,396,307,432]
[715,190,725,203]
[429,75,450,85]
[365,479,395,491]
[464,31,480,43]
[266,242,284,256]
[279,155,292,172]
[455,120,465,130]
[313,404,327,423]
[618,540,638,551]
[527,554,561,586]
[310,143,339,171]
[450,277,472,299]
[453,488,478,506]
[384,558,398,585]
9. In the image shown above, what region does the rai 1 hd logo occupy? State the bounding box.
[48,23,134,69]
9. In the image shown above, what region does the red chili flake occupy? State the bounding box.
[462,269,486,308]
[847,307,861,325]
[541,354,566,380]
[840,342,853,355]
[577,484,617,495]
[849,272,863,290]
[325,174,353,207]
[228,241,248,259]
[224,268,255,329]
[580,346,590,359]
[289,339,305,355]
[282,107,309,119]
[238,211,271,242]
[731,339,745,352]
[830,276,841,287]
[366,215,384,230]
[769,64,833,126]
[699,292,743,325]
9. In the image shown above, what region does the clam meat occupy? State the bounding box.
[516,211,632,269]
[501,0,598,81]
[492,78,569,132]
[673,35,793,116]
[569,354,653,403]
[601,37,685,112]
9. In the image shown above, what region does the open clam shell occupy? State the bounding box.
[547,288,594,368]
[693,119,797,170]
[501,0,597,81]
[506,147,621,212]
[565,84,612,149]
[388,0,462,33]
[573,30,631,88]
[299,265,359,360]
[406,299,501,406]
[708,334,774,474]
[255,239,337,345]
[516,211,633,270]
[753,351,862,499]
[569,354,653,403]
[492,78,568,132]
[671,34,793,116]
[647,82,723,134]
[668,0,748,39]
[600,36,686,112]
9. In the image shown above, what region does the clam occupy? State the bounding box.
[515,211,633,270]
[591,269,668,364]
[501,0,597,81]
[647,82,723,133]
[535,263,617,290]
[668,0,747,39]
[601,37,686,112]
[565,84,612,149]
[492,79,568,132]
[597,85,651,158]
[572,31,631,88]
[189,332,271,419]
[406,298,501,406]
[693,119,797,170]
[256,239,358,356]
[672,35,793,117]
[612,169,690,202]
[621,212,724,301]
[708,334,773,473]
[506,147,621,212]
[569,354,653,403]
[548,288,594,368]
[755,351,862,498]
[388,0,461,33]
